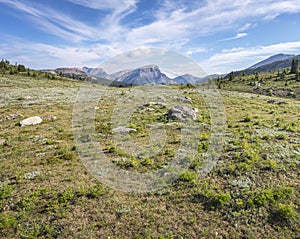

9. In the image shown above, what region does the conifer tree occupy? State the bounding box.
[290,58,299,74]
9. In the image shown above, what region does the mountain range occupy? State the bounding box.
[44,53,299,85]
[232,53,300,77]
[84,65,203,85]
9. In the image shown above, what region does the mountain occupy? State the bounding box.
[41,68,87,79]
[173,74,202,84]
[107,69,132,82]
[82,67,108,78]
[45,52,299,85]
[105,65,172,85]
[231,54,300,77]
[249,53,295,69]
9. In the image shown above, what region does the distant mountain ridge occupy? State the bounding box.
[231,53,300,77]
[83,65,204,85]
[248,54,295,69]
[42,52,299,84]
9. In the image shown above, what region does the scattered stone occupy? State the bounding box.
[140,102,167,109]
[176,96,192,104]
[267,99,276,104]
[0,139,6,146]
[157,95,166,102]
[36,153,46,157]
[230,176,252,188]
[0,112,22,122]
[45,115,57,121]
[267,99,288,105]
[112,157,128,163]
[144,107,155,112]
[167,106,198,121]
[112,126,137,134]
[23,171,41,180]
[278,101,288,105]
[20,116,43,126]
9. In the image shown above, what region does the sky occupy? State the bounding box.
[1,0,300,75]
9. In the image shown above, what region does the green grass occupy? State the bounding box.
[0,69,299,238]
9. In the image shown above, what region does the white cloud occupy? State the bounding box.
[200,41,300,74]
[66,0,137,12]
[220,33,248,41]
[1,0,300,72]
[2,0,300,47]
[185,48,208,57]
[0,0,97,42]
[0,35,123,69]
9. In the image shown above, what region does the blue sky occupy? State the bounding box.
[1,0,300,74]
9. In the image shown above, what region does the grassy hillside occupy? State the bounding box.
[0,69,299,238]
[218,68,300,98]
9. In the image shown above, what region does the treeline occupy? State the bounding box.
[0,59,26,74]
[0,59,66,80]
[216,57,300,89]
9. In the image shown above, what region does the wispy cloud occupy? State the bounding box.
[220,33,248,41]
[201,41,300,74]
[0,35,123,68]
[0,0,97,42]
[1,0,300,70]
[2,0,300,46]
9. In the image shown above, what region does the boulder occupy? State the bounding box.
[176,96,192,104]
[167,106,198,121]
[0,139,6,146]
[20,116,43,127]
[112,126,137,134]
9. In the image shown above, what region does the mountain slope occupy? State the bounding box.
[174,74,202,84]
[82,67,108,78]
[249,53,295,69]
[232,54,300,77]
[54,68,87,79]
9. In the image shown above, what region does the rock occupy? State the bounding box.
[0,112,22,122]
[267,99,288,105]
[140,102,167,109]
[20,116,42,126]
[278,101,288,105]
[45,116,57,121]
[230,176,252,188]
[157,95,166,102]
[0,139,6,146]
[167,106,198,121]
[176,96,192,104]
[112,127,137,134]
[23,171,41,180]
[267,99,277,104]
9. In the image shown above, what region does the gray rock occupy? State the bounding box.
[167,106,198,121]
[0,139,6,145]
[157,95,166,102]
[20,116,42,126]
[0,112,22,122]
[176,96,192,104]
[112,127,137,134]
[230,176,252,188]
[23,171,41,180]
[45,115,57,121]
[140,102,167,109]
[267,99,288,105]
